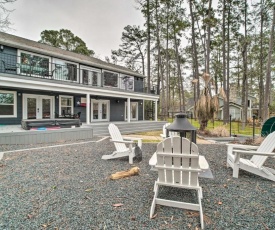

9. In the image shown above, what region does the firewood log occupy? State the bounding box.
[110,167,140,180]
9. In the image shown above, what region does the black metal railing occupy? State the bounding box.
[0,52,157,95]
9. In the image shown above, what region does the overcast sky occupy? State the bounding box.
[7,0,145,59]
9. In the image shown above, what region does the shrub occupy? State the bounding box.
[210,126,229,137]
[243,136,264,145]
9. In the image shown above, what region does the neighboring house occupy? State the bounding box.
[0,32,159,125]
[186,94,258,121]
[217,94,258,120]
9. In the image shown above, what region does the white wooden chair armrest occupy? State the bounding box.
[233,150,275,164]
[110,139,134,144]
[227,144,259,150]
[232,150,275,156]
[122,136,142,149]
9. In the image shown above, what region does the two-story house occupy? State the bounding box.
[0,32,159,127]
[217,86,258,120]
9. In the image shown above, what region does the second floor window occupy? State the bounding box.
[80,66,101,86]
[103,71,118,88]
[53,58,78,82]
[121,75,134,91]
[19,51,50,76]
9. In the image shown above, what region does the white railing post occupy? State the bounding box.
[127,98,131,123]
[154,100,158,121]
[86,94,90,124]
[142,99,144,121]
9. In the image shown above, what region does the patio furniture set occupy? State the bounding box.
[102,123,275,229]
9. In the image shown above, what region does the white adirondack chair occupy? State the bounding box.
[150,137,204,229]
[227,131,275,181]
[160,123,178,139]
[101,123,142,164]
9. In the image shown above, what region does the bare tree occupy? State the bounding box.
[0,0,16,31]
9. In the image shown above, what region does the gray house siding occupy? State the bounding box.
[138,103,143,120]
[0,87,145,125]
[0,47,17,74]
[0,45,145,94]
[110,99,125,121]
[134,78,144,92]
[0,33,158,126]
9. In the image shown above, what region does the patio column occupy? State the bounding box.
[142,99,144,121]
[86,94,90,124]
[154,100,158,121]
[127,97,131,123]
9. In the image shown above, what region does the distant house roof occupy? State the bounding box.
[219,102,242,109]
[0,32,145,78]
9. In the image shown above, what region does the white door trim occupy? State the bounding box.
[125,101,138,121]
[23,94,54,119]
[90,99,110,122]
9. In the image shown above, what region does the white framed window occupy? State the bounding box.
[102,70,119,88]
[18,50,51,76]
[0,90,17,117]
[80,65,101,86]
[120,75,134,91]
[59,95,73,115]
[52,58,79,82]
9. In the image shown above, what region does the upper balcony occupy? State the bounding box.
[0,52,157,95]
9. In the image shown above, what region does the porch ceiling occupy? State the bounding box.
[0,74,159,101]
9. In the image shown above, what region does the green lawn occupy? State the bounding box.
[165,118,261,136]
[190,119,261,136]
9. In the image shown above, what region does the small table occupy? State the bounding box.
[149,152,214,179]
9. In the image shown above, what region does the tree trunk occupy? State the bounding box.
[146,0,151,93]
[263,5,275,121]
[189,0,200,115]
[173,26,185,111]
[241,1,248,129]
[259,2,264,120]
[222,0,227,124]
[155,0,161,95]
[225,1,230,123]
[205,0,212,74]
[164,1,170,118]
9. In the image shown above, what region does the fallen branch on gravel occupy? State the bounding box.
[110,167,140,180]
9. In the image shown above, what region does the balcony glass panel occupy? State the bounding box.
[82,69,89,85]
[20,52,49,76]
[103,71,118,87]
[53,59,78,82]
[121,75,134,91]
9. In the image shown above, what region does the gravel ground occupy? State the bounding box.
[0,139,274,230]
